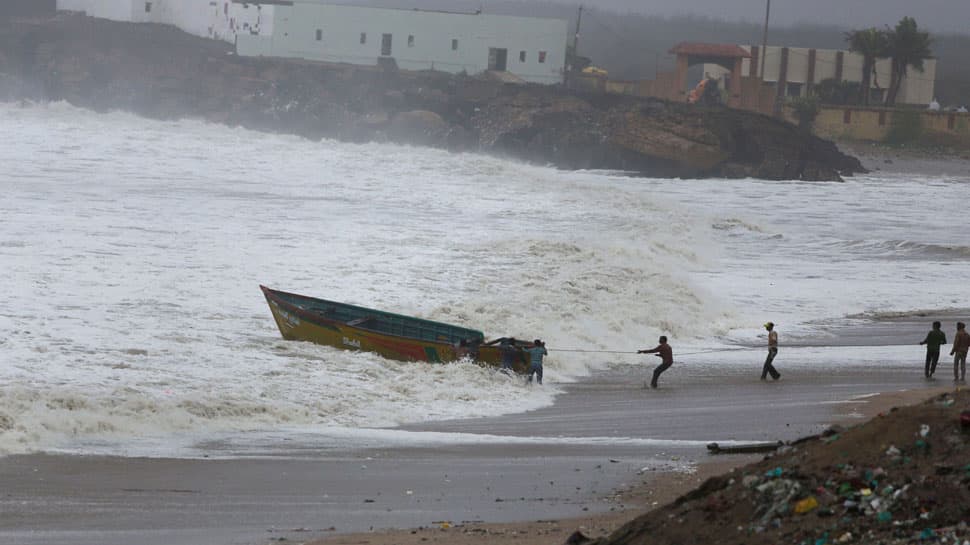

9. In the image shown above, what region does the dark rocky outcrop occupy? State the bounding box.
[0,14,865,181]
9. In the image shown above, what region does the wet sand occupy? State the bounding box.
[1,314,965,545]
[839,141,970,177]
[0,366,955,545]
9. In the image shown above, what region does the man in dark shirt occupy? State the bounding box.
[484,336,521,371]
[949,322,968,382]
[639,336,673,389]
[920,321,947,378]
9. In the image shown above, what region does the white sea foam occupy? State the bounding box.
[1,101,968,456]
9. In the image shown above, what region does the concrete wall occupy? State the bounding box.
[804,106,970,143]
[897,63,937,105]
[142,0,271,41]
[814,49,838,82]
[606,70,681,102]
[236,2,567,84]
[57,0,271,42]
[57,0,135,21]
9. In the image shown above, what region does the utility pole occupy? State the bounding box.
[574,5,583,56]
[566,5,582,87]
[759,0,770,80]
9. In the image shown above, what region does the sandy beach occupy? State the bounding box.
[307,385,957,545]
[0,359,958,545]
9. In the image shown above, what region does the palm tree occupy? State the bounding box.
[845,28,888,106]
[884,17,933,106]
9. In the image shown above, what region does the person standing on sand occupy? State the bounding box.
[761,322,781,381]
[638,336,673,389]
[524,339,547,385]
[920,321,947,378]
[951,322,969,382]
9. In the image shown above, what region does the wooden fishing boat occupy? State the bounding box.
[260,285,531,372]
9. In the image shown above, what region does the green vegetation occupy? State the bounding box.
[845,28,888,106]
[789,95,821,132]
[884,109,923,146]
[840,19,933,106]
[815,79,862,105]
[884,17,934,106]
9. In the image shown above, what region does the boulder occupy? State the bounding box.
[388,109,451,146]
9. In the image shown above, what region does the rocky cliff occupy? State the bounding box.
[0,14,865,181]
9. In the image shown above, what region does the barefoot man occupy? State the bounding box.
[639,336,673,389]
[761,322,781,381]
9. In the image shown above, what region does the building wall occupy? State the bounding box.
[738,45,936,105]
[57,0,135,21]
[804,106,970,143]
[141,0,271,41]
[814,49,838,82]
[57,0,271,42]
[897,64,937,105]
[236,3,567,84]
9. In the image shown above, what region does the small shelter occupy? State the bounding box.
[669,42,750,107]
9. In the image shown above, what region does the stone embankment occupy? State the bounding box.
[0,14,865,180]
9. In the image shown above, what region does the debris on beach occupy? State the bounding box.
[586,389,970,545]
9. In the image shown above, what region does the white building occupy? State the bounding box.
[233,2,568,84]
[56,1,568,85]
[56,0,272,42]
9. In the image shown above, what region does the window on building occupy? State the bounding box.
[145,2,152,13]
[452,39,458,51]
[316,29,322,41]
[786,82,802,97]
[407,35,414,47]
[869,88,885,104]
[360,32,367,44]
[519,51,526,62]
[538,51,547,63]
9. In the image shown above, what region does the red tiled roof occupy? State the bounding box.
[669,42,751,58]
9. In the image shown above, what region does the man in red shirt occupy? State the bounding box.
[639,336,673,389]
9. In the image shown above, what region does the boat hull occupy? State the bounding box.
[261,286,529,372]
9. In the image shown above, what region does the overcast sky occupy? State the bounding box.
[547,0,969,34]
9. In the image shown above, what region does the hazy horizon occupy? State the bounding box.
[533,0,969,35]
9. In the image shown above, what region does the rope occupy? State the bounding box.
[548,348,639,354]
[548,346,754,356]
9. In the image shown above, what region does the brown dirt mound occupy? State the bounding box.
[591,388,970,545]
